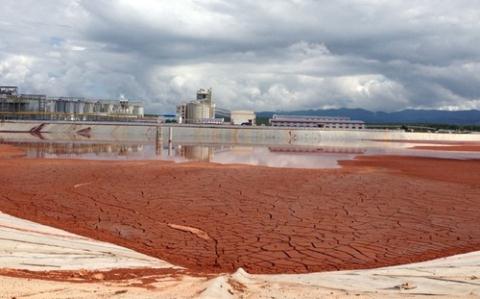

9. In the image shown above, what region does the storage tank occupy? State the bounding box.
[75,102,85,114]
[186,101,210,123]
[137,106,144,117]
[84,102,94,114]
[55,100,66,113]
[133,105,144,117]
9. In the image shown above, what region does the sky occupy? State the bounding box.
[1,0,480,113]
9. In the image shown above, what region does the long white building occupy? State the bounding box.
[269,114,365,129]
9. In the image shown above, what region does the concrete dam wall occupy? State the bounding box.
[1,120,479,145]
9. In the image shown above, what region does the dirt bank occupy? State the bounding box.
[372,139,480,145]
[371,139,480,151]
[412,145,480,152]
[0,146,479,274]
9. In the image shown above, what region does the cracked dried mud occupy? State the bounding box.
[0,145,479,274]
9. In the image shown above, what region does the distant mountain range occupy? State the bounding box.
[256,109,480,125]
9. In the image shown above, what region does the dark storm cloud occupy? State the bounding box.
[1,0,480,113]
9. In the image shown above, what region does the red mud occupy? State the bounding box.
[371,139,480,145]
[0,268,210,287]
[0,147,479,275]
[412,145,480,152]
[373,139,480,151]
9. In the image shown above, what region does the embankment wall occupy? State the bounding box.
[1,120,479,145]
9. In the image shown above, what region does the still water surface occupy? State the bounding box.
[1,136,479,169]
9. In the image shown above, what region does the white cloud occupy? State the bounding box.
[0,55,34,84]
[1,0,480,113]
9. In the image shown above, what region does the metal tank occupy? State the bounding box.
[186,101,211,122]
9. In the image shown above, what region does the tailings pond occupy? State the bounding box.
[1,133,479,169]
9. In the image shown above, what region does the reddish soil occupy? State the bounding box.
[0,268,191,286]
[0,147,479,275]
[340,155,480,187]
[372,139,480,151]
[412,145,480,152]
[371,139,480,145]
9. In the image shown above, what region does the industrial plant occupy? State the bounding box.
[176,88,224,124]
[2,84,368,130]
[176,88,258,126]
[0,86,144,121]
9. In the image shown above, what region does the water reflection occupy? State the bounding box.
[211,146,364,168]
[0,140,366,168]
[8,141,145,159]
[1,139,478,169]
[165,144,367,168]
[176,145,215,162]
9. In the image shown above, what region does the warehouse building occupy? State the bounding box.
[269,115,365,129]
[231,110,256,125]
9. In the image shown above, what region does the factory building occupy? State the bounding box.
[269,115,365,129]
[231,110,256,125]
[176,88,223,124]
[0,86,144,120]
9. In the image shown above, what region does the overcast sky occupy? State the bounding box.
[1,0,480,113]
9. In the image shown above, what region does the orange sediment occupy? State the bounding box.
[412,145,480,152]
[370,139,480,152]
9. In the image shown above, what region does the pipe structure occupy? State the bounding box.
[155,125,163,155]
[168,127,173,157]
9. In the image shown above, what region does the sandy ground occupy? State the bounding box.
[0,212,177,272]
[2,258,480,299]
[0,145,479,275]
[1,211,479,299]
